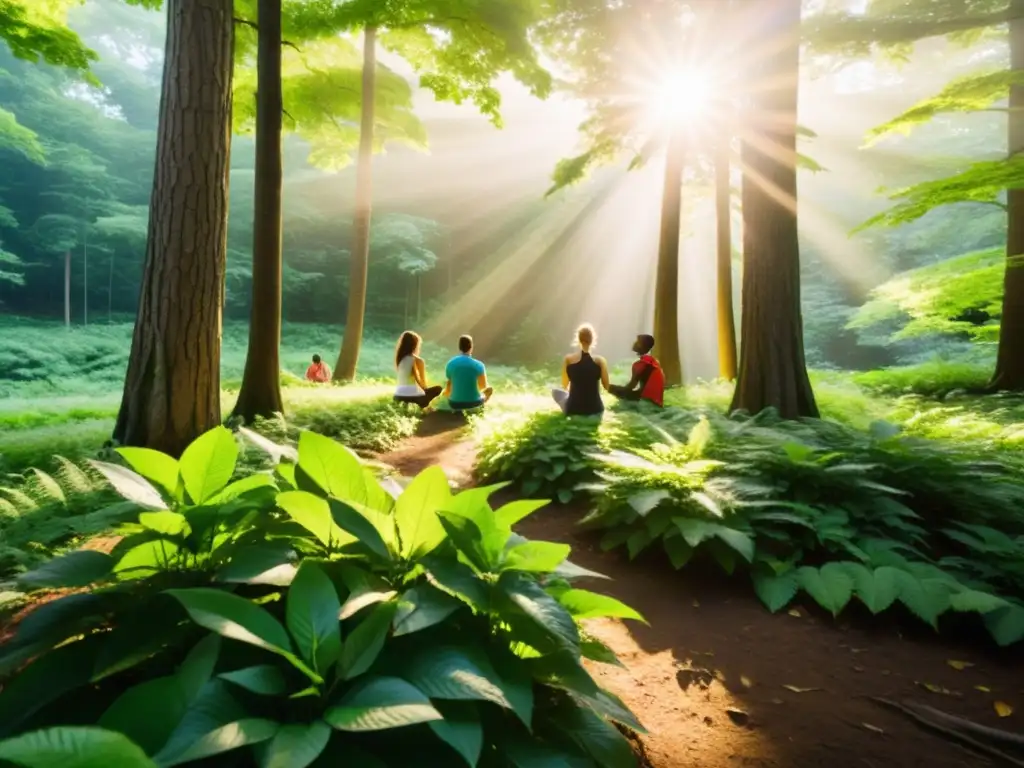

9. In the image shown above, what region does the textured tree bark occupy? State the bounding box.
[653,128,685,387]
[335,26,377,382]
[113,0,234,456]
[715,136,737,381]
[991,0,1024,391]
[63,250,70,328]
[233,0,284,423]
[729,0,818,418]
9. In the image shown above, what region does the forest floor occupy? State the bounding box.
[374,413,1023,768]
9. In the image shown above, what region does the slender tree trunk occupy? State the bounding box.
[653,127,685,387]
[992,0,1024,391]
[113,0,234,456]
[715,135,737,381]
[334,26,376,382]
[64,250,70,328]
[729,0,818,419]
[233,0,284,422]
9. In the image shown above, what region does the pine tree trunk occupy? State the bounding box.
[729,0,818,419]
[715,136,737,381]
[992,0,1024,391]
[113,0,234,456]
[64,250,70,328]
[335,26,376,382]
[653,127,685,387]
[233,0,284,422]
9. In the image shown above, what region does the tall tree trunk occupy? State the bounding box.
[63,250,71,328]
[113,0,234,456]
[715,135,737,381]
[653,127,685,387]
[334,26,376,382]
[83,227,88,326]
[992,0,1024,391]
[233,0,284,422]
[729,0,818,419]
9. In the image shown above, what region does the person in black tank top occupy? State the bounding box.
[552,323,609,417]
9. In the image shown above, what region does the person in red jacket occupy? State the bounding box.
[305,354,331,383]
[609,334,665,406]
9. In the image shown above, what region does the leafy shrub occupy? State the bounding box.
[578,411,1024,646]
[0,427,645,767]
[853,359,993,398]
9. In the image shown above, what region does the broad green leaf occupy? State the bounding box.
[18,551,114,590]
[752,571,799,613]
[324,676,442,732]
[210,473,276,504]
[88,460,165,510]
[340,601,398,680]
[277,491,352,550]
[179,426,239,504]
[503,541,570,573]
[572,688,645,734]
[402,646,517,713]
[438,512,495,572]
[663,536,694,569]
[894,570,953,628]
[555,589,645,623]
[297,431,366,502]
[580,634,623,667]
[985,604,1024,646]
[328,499,392,560]
[159,719,278,766]
[710,526,755,563]
[0,727,156,767]
[394,466,450,559]
[425,558,491,611]
[98,676,188,755]
[219,666,287,696]
[505,738,592,767]
[524,649,599,697]
[217,544,297,586]
[552,701,636,768]
[498,572,579,653]
[428,702,482,768]
[843,564,901,614]
[287,562,343,672]
[139,511,190,537]
[339,589,397,621]
[176,635,221,701]
[114,540,181,578]
[116,448,180,497]
[258,722,330,768]
[627,490,670,517]
[392,584,462,637]
[797,564,854,617]
[166,588,319,682]
[949,589,1009,614]
[494,499,549,528]
[441,494,508,564]
[553,559,609,582]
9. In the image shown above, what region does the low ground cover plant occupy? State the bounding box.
[0,426,645,767]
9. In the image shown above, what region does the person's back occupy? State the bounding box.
[552,324,608,417]
[444,335,492,409]
[306,354,330,383]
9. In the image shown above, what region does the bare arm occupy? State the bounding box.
[598,357,611,391]
[443,378,452,397]
[477,373,489,392]
[561,356,570,390]
[413,357,428,390]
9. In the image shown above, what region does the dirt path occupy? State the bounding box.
[376,416,1024,768]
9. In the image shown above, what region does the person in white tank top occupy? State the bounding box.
[392,330,443,409]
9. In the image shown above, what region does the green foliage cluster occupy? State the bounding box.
[0,426,645,767]
[852,360,996,398]
[476,406,1024,646]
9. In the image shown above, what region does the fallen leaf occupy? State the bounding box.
[862,723,884,735]
[788,608,802,618]
[995,701,1014,717]
[850,648,866,654]
[782,685,820,694]
[770,698,784,705]
[947,660,973,671]
[853,666,865,673]
[740,675,753,689]
[692,600,700,608]
[726,708,750,727]
[918,682,960,697]
[975,685,992,693]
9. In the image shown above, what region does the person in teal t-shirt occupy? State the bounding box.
[444,335,493,410]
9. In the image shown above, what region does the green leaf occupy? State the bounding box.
[88,460,165,510]
[949,589,1009,615]
[627,490,670,516]
[984,603,1024,646]
[753,571,799,613]
[340,600,398,680]
[797,564,854,617]
[176,634,221,701]
[556,589,645,623]
[116,448,180,497]
[552,701,637,768]
[663,536,694,569]
[287,562,343,672]
[843,564,902,615]
[277,491,352,550]
[210,474,276,504]
[894,570,953,628]
[494,499,549,528]
[297,431,366,502]
[392,584,462,637]
[401,646,518,712]
[98,676,188,755]
[159,718,278,766]
[166,588,319,682]
[394,466,451,559]
[498,572,579,653]
[324,676,442,732]
[580,634,623,667]
[179,426,239,504]
[437,512,495,573]
[18,551,114,590]
[217,544,297,586]
[258,722,330,768]
[428,702,482,768]
[425,558,491,612]
[328,499,392,561]
[503,541,571,573]
[0,727,156,767]
[138,511,190,537]
[219,666,287,696]
[114,540,181,578]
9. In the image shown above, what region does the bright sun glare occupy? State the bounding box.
[651,67,711,122]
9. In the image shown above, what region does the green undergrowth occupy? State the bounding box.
[853,359,995,398]
[475,403,1024,646]
[0,426,645,767]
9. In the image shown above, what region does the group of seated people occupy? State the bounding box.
[304,323,665,415]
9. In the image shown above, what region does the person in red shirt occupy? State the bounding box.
[305,354,331,383]
[609,334,664,407]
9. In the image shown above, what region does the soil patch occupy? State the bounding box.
[372,411,477,488]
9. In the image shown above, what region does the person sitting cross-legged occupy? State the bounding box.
[305,354,331,383]
[443,334,493,411]
[393,330,443,409]
[551,323,609,417]
[608,333,665,407]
